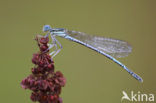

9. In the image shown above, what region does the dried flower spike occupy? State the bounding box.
[21,35,66,103]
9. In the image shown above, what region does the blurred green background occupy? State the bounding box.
[0,0,156,103]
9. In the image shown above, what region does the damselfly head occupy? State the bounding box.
[43,25,52,32]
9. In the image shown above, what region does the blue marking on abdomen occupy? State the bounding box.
[64,35,143,82]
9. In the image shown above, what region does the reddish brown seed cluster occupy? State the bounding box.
[21,35,66,103]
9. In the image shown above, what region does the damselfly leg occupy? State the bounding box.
[49,32,63,58]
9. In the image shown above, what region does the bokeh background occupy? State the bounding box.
[0,0,156,103]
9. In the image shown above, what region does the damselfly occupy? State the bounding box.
[42,25,143,82]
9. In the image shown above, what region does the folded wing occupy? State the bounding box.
[66,30,132,58]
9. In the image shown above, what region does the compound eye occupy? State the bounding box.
[43,25,51,32]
